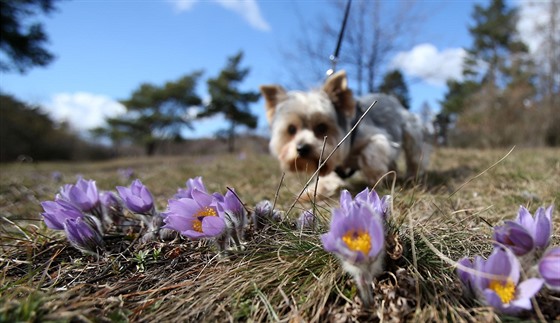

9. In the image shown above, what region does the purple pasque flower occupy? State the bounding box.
[214,189,247,230]
[252,200,283,230]
[63,215,105,256]
[339,188,391,220]
[354,188,391,219]
[175,176,207,199]
[100,191,125,225]
[59,178,100,214]
[100,191,122,211]
[163,188,226,239]
[493,222,534,256]
[297,209,316,230]
[520,205,553,249]
[539,247,560,291]
[118,167,135,181]
[214,188,248,249]
[51,171,63,182]
[41,198,84,230]
[457,256,481,295]
[321,202,385,266]
[494,205,553,255]
[116,179,154,214]
[321,201,385,306]
[457,247,544,315]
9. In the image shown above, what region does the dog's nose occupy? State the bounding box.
[296,144,312,157]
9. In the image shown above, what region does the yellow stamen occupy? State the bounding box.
[342,230,372,255]
[489,279,516,304]
[195,206,217,218]
[193,219,203,233]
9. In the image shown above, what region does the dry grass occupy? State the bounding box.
[1,148,559,322]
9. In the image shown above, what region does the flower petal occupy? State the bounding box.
[139,186,154,206]
[516,206,535,233]
[493,222,534,256]
[539,247,560,291]
[187,177,206,192]
[321,233,337,253]
[514,278,544,305]
[533,207,552,248]
[163,213,195,232]
[485,248,521,286]
[482,289,505,312]
[191,188,214,207]
[182,229,207,239]
[472,255,488,289]
[201,216,226,237]
[365,206,384,257]
[339,190,353,209]
[457,257,474,287]
[168,198,200,217]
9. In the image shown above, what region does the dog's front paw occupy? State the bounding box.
[299,172,346,202]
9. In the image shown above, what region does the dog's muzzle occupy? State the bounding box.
[296,143,312,158]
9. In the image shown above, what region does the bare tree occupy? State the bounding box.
[531,1,560,145]
[531,1,559,103]
[281,0,426,95]
[419,101,433,125]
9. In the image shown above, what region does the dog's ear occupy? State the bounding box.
[260,85,287,123]
[323,70,355,118]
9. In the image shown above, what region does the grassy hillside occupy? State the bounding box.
[1,148,559,322]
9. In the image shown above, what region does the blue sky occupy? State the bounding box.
[0,0,547,138]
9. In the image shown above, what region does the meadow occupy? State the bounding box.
[1,147,559,322]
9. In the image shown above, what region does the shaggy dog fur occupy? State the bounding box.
[260,70,431,198]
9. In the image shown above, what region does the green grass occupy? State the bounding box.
[1,148,559,322]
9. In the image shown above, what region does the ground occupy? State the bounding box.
[1,148,559,322]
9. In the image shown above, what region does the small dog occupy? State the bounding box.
[260,70,431,198]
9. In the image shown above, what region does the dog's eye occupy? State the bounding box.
[314,123,328,137]
[287,124,297,135]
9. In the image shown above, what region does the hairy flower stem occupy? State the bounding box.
[355,272,374,307]
[231,229,244,250]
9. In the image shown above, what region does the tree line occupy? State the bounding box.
[437,0,559,147]
[0,93,112,162]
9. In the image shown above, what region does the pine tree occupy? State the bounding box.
[439,0,537,147]
[0,0,58,73]
[463,0,528,88]
[95,72,203,155]
[202,52,259,153]
[440,79,480,115]
[379,69,410,109]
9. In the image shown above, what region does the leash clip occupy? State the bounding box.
[326,55,337,77]
[326,0,352,78]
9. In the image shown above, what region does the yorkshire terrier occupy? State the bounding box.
[260,70,432,199]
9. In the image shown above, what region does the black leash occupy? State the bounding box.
[326,0,352,76]
[328,0,357,179]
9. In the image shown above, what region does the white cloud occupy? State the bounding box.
[215,0,270,31]
[167,0,270,31]
[167,0,198,12]
[517,1,559,86]
[391,43,467,87]
[516,0,556,54]
[43,92,126,131]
